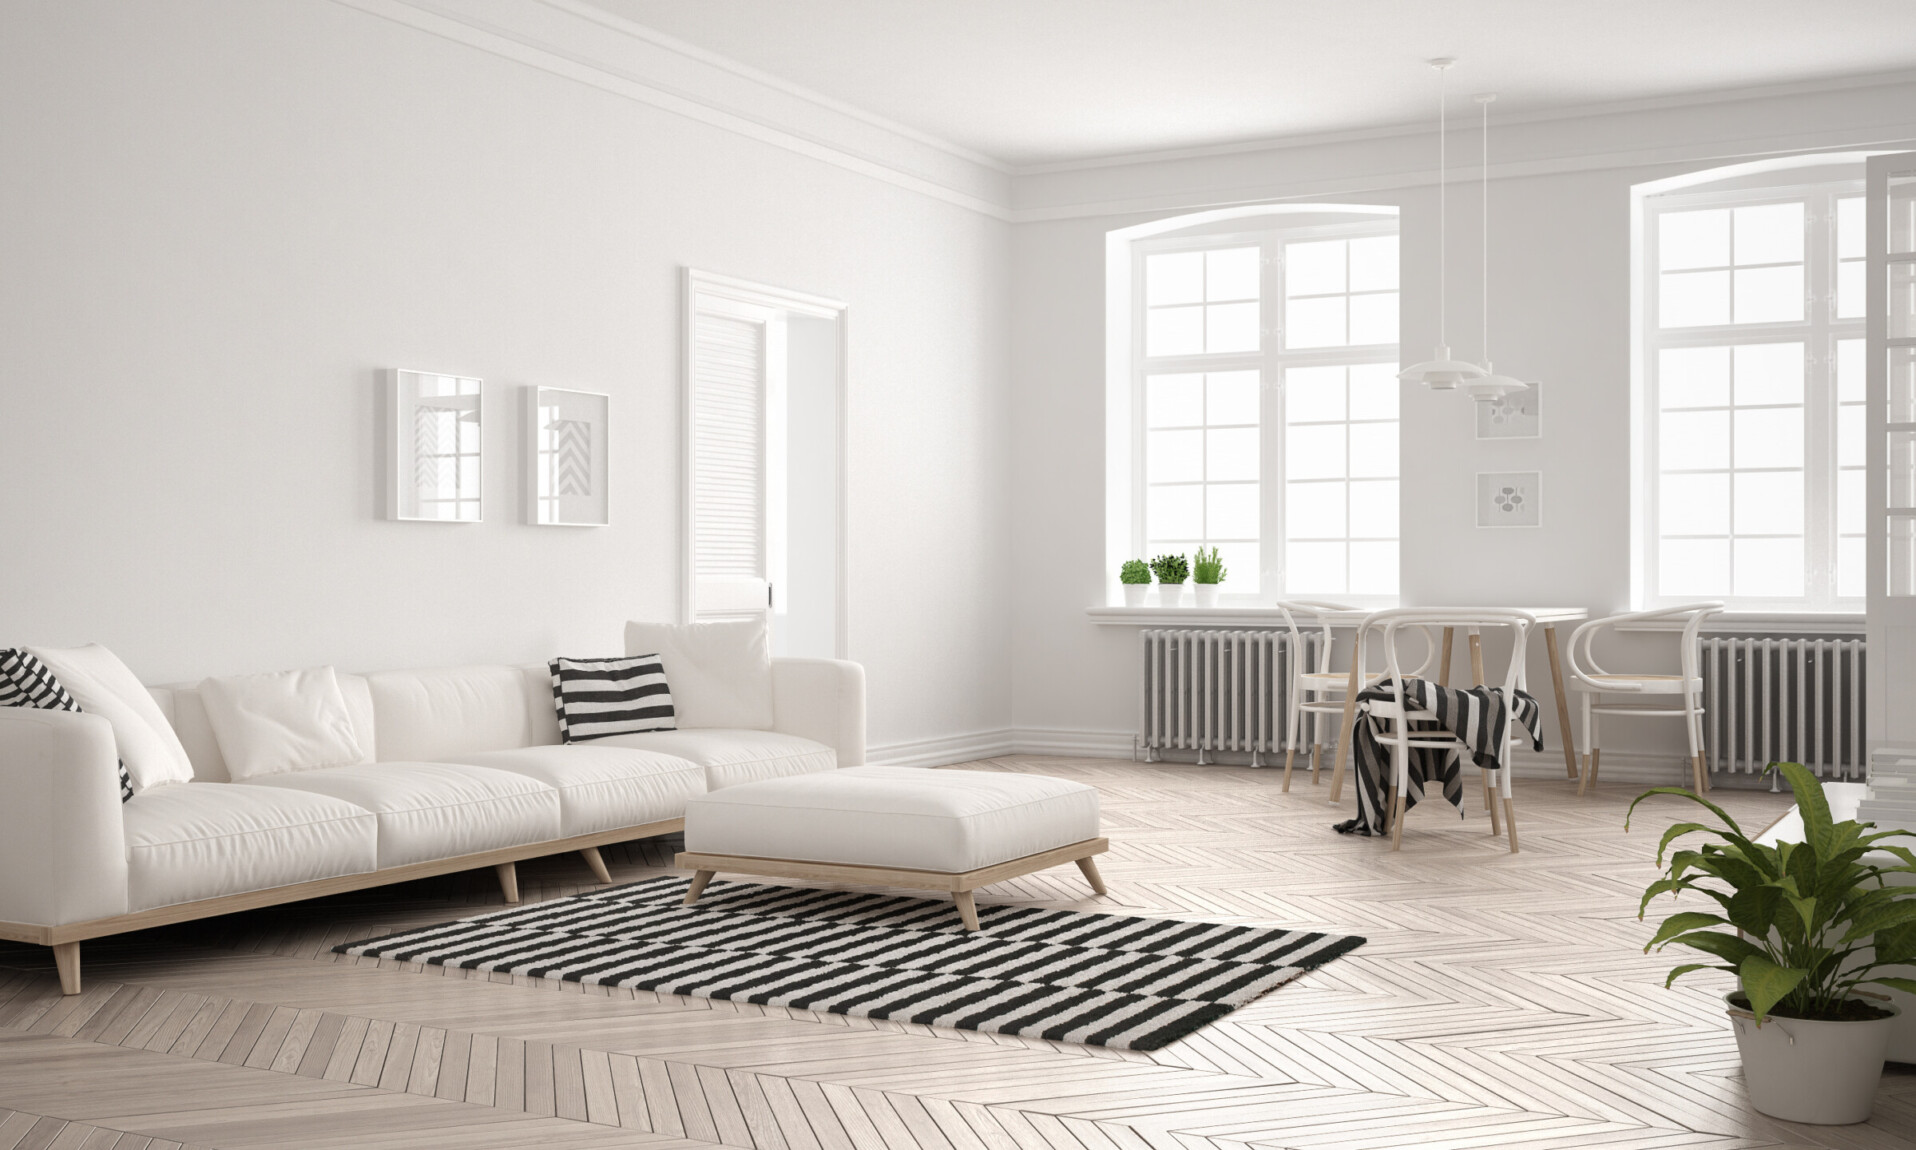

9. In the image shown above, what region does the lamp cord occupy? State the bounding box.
[1481,95,1489,369]
[1438,65,1447,349]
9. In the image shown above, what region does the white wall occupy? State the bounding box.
[1008,78,1916,776]
[0,0,1011,750]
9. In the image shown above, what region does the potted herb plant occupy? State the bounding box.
[1629,761,1916,1124]
[1119,559,1151,607]
[1191,546,1226,608]
[1149,553,1189,607]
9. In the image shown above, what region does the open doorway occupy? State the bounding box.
[682,269,847,659]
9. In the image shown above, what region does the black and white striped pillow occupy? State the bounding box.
[0,648,135,802]
[549,654,676,743]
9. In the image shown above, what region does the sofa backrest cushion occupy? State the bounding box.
[152,673,377,783]
[365,664,559,762]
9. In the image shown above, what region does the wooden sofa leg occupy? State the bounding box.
[495,862,521,904]
[953,890,981,932]
[579,847,613,885]
[53,942,80,996]
[683,870,715,905]
[1075,856,1107,896]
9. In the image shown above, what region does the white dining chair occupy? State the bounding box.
[1563,602,1724,796]
[1278,601,1439,794]
[1361,609,1536,853]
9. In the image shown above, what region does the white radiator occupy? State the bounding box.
[1701,636,1867,784]
[1139,629,1321,765]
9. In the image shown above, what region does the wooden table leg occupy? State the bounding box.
[1327,641,1364,804]
[1438,627,1454,688]
[1468,630,1486,687]
[1544,624,1580,779]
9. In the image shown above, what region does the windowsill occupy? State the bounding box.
[1614,611,1865,635]
[1087,604,1394,627]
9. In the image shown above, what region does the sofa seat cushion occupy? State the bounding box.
[684,766,1100,873]
[439,745,705,837]
[243,763,560,868]
[123,782,378,911]
[588,728,834,790]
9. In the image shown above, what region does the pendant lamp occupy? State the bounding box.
[1399,58,1487,390]
[1462,92,1530,403]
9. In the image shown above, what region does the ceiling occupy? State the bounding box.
[578,1,1916,168]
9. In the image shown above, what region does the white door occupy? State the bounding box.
[1866,152,1916,746]
[682,270,848,650]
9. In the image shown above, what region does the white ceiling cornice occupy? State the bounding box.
[333,0,1015,218]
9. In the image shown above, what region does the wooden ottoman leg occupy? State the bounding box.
[683,870,716,905]
[953,890,981,932]
[53,942,80,996]
[495,862,520,904]
[579,847,613,885]
[1076,856,1107,896]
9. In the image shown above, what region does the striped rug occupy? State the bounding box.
[335,876,1364,1051]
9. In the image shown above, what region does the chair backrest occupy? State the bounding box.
[1360,608,1536,701]
[1565,602,1724,689]
[1274,599,1367,673]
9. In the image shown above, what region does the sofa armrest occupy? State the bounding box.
[770,658,866,766]
[0,709,130,928]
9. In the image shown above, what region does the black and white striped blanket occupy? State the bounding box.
[1332,679,1543,837]
[336,876,1365,1051]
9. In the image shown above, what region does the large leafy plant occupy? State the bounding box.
[1629,761,1916,1022]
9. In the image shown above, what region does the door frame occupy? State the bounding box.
[682,267,850,658]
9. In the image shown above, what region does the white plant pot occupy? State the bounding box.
[1726,993,1899,1124]
[1192,584,1220,608]
[1155,583,1186,607]
[1121,583,1149,607]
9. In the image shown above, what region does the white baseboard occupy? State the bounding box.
[869,727,1801,792]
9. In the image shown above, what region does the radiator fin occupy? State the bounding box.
[1138,629,1320,765]
[1700,636,1866,782]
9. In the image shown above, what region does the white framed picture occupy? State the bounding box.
[388,369,482,522]
[1475,382,1542,439]
[1477,471,1542,528]
[525,386,610,526]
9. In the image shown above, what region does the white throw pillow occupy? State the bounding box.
[198,666,367,781]
[26,643,196,792]
[623,617,774,729]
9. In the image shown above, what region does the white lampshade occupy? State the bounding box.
[1398,345,1488,389]
[1462,365,1531,403]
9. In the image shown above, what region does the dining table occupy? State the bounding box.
[1301,606,1591,803]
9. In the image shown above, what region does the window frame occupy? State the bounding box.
[1129,216,1401,603]
[1638,176,1865,613]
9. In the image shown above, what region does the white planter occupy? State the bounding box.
[1121,583,1149,607]
[1727,993,1899,1124]
[1192,584,1220,608]
[1155,583,1186,607]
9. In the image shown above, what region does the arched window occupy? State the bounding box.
[1634,154,1875,611]
[1106,204,1401,603]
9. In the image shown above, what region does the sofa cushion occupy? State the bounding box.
[153,673,376,783]
[440,745,704,837]
[548,655,675,742]
[198,666,366,780]
[243,762,560,868]
[28,643,195,792]
[683,766,1100,873]
[124,782,378,911]
[624,618,774,729]
[588,728,834,790]
[366,665,559,762]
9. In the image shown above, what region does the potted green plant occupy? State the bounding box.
[1191,546,1227,608]
[1119,559,1151,607]
[1149,553,1189,607]
[1629,761,1916,1124]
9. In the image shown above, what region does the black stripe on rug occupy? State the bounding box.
[334,876,1365,1052]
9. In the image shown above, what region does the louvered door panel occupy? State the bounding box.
[692,311,770,617]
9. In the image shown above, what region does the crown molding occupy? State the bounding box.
[331,0,1013,219]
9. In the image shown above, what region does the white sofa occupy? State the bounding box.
[0,657,864,994]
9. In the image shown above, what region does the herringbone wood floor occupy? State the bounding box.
[2,757,1913,1150]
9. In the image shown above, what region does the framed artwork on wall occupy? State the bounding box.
[1475,382,1542,439]
[525,386,610,526]
[388,369,483,522]
[1477,471,1542,528]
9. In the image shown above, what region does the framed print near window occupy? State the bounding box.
[525,386,610,526]
[388,369,482,522]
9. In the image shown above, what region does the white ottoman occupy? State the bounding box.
[677,766,1107,929]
